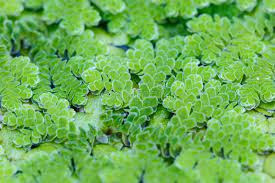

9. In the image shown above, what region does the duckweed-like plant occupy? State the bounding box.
[0,0,274,183]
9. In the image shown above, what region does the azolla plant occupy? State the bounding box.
[0,0,274,182]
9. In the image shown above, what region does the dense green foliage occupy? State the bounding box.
[0,0,274,182]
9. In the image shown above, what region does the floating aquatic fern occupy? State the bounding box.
[0,1,274,183]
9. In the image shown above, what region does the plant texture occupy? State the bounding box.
[0,0,274,183]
